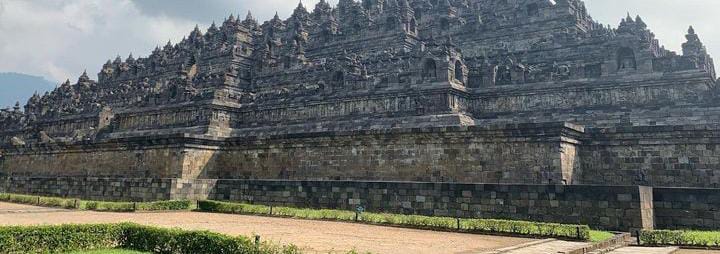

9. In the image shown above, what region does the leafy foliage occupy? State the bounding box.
[0,223,299,254]
[65,249,149,254]
[640,229,720,247]
[198,200,591,240]
[0,224,124,254]
[0,193,191,212]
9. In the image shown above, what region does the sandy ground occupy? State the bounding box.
[676,250,720,254]
[0,202,534,254]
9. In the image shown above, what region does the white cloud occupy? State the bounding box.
[0,0,194,83]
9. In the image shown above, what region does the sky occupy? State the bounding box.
[0,0,718,85]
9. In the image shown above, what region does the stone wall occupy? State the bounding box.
[7,122,720,188]
[473,72,713,115]
[475,104,720,129]
[0,177,654,231]
[0,137,192,178]
[0,177,174,201]
[228,91,454,129]
[1,123,583,185]
[203,180,653,231]
[579,125,720,188]
[653,187,720,230]
[7,176,720,231]
[209,123,582,184]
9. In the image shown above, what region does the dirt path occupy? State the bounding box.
[0,202,534,254]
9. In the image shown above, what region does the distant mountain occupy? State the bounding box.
[0,72,57,109]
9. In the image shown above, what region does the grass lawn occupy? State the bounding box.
[589,230,615,242]
[65,249,149,254]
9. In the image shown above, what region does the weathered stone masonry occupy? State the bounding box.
[6,122,720,189]
[581,125,720,188]
[0,177,655,231]
[5,177,715,232]
[0,123,583,184]
[2,0,720,231]
[653,187,720,230]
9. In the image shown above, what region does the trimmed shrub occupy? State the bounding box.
[197,200,271,214]
[121,224,299,254]
[0,223,299,254]
[0,193,192,212]
[273,207,356,221]
[197,200,591,240]
[362,213,456,229]
[0,193,78,209]
[0,224,123,253]
[120,223,300,254]
[136,200,192,211]
[462,219,589,239]
[640,229,720,247]
[83,201,136,212]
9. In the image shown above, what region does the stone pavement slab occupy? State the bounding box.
[607,247,679,254]
[480,239,590,254]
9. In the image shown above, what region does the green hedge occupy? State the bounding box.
[640,229,720,247]
[0,224,124,253]
[120,224,299,254]
[197,200,591,240]
[0,223,299,254]
[0,193,191,212]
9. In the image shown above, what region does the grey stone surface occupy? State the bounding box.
[0,0,718,187]
[0,0,719,231]
[653,187,720,230]
[0,177,654,231]
[3,176,719,231]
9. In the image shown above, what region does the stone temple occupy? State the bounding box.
[1,0,719,231]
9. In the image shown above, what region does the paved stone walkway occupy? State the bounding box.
[606,247,678,254]
[480,239,590,254]
[0,202,532,254]
[481,239,689,254]
[2,202,703,254]
[675,250,720,254]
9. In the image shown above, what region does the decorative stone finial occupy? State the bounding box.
[245,11,254,21]
[78,70,90,83]
[635,15,646,28]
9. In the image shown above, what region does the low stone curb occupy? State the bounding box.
[565,232,631,254]
[479,238,558,253]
